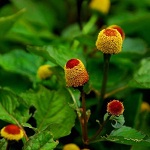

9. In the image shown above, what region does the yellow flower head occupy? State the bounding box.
[107,100,124,116]
[89,0,110,14]
[96,26,123,54]
[63,143,80,150]
[37,64,52,80]
[1,124,24,141]
[64,59,89,87]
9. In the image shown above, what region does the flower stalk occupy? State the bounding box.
[88,115,111,143]
[97,53,111,113]
[79,87,89,146]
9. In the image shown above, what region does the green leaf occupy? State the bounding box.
[0,8,25,38]
[94,126,150,146]
[0,139,7,150]
[110,126,145,139]
[129,58,150,88]
[23,130,58,150]
[12,0,56,30]
[123,92,142,127]
[107,126,150,146]
[27,45,84,68]
[110,115,125,129]
[21,86,76,139]
[122,38,147,56]
[0,68,31,93]
[0,50,43,81]
[0,88,30,124]
[27,46,57,66]
[108,11,150,35]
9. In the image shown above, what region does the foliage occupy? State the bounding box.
[0,0,150,150]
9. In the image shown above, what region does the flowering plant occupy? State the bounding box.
[0,0,150,150]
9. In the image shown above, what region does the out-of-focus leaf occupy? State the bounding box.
[12,0,55,29]
[21,86,76,139]
[0,8,25,38]
[0,50,43,81]
[62,24,81,39]
[0,68,31,93]
[0,88,30,124]
[0,139,7,150]
[122,38,147,55]
[129,58,150,88]
[23,130,58,150]
[123,92,142,127]
[108,12,150,34]
[27,45,84,68]
[87,58,129,90]
[75,34,96,47]
[136,111,150,136]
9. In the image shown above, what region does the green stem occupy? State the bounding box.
[76,0,83,30]
[88,115,111,143]
[6,142,9,150]
[97,54,111,113]
[79,87,88,146]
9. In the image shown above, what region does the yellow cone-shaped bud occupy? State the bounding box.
[96,27,123,54]
[64,59,89,87]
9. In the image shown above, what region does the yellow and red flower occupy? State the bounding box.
[96,25,124,54]
[107,100,124,116]
[1,124,24,141]
[64,59,89,87]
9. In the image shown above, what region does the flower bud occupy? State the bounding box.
[96,27,123,54]
[89,0,110,14]
[63,143,80,150]
[64,59,89,87]
[37,64,52,80]
[107,100,124,116]
[141,102,150,112]
[1,124,24,141]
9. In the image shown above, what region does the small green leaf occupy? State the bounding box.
[110,115,125,129]
[0,8,25,38]
[103,113,110,121]
[0,88,30,124]
[23,130,58,150]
